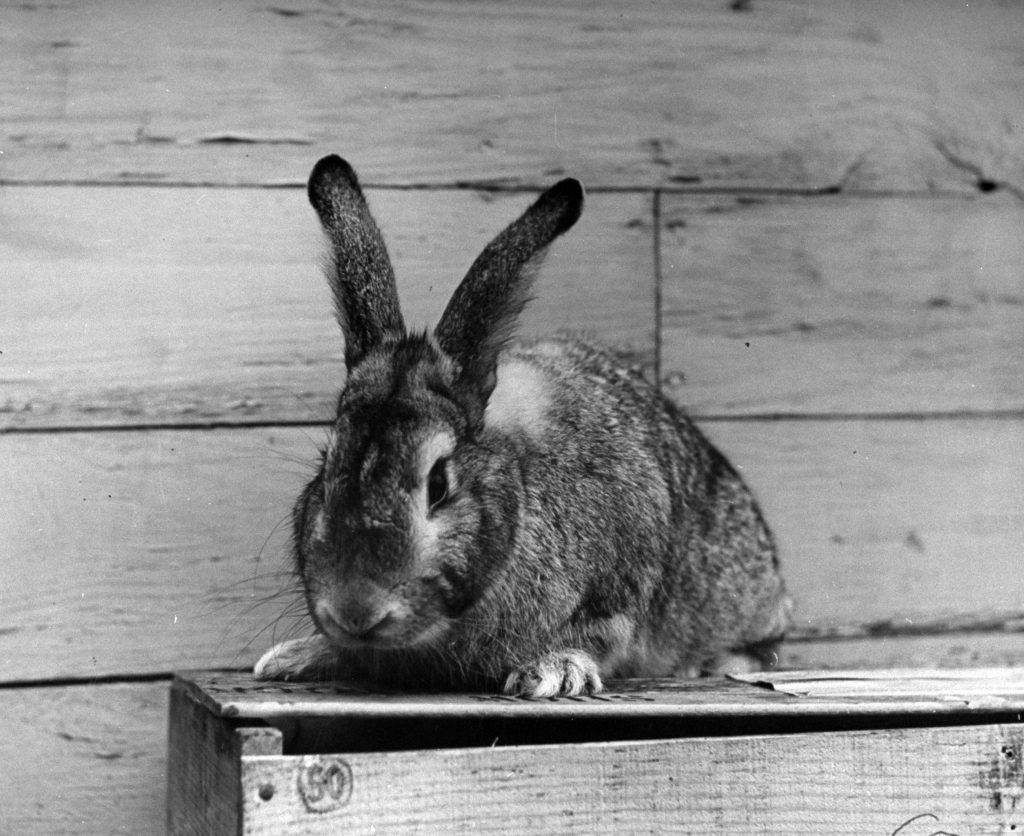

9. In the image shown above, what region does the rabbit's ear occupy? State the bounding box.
[308,155,406,368]
[434,178,584,410]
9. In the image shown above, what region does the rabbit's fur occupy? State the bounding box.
[255,156,791,697]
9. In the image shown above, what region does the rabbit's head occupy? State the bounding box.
[296,156,583,654]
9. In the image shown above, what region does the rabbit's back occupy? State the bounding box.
[480,336,790,677]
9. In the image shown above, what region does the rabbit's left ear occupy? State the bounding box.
[434,178,584,417]
[308,155,406,369]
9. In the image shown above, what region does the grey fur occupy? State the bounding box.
[255,157,791,696]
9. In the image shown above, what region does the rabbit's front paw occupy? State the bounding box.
[503,650,603,697]
[254,635,335,681]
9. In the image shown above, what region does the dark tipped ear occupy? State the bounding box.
[308,155,405,368]
[433,178,584,410]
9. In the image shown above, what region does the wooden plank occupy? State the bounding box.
[182,671,795,722]
[0,185,653,430]
[6,186,1022,429]
[237,724,1024,834]
[181,668,1024,722]
[0,681,169,836]
[661,193,1024,415]
[167,679,283,836]
[739,667,1024,698]
[0,429,304,683]
[3,0,1022,192]
[782,632,1024,672]
[706,417,1024,633]
[2,419,1021,681]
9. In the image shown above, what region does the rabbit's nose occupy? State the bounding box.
[317,597,397,641]
[342,608,394,639]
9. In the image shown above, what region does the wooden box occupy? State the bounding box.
[167,669,1024,835]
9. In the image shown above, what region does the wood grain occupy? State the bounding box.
[782,632,1024,672]
[171,672,1024,834]
[660,192,1024,415]
[4,3,1022,835]
[3,1,1023,192]
[0,186,653,430]
[2,676,1021,836]
[0,681,169,836]
[706,417,1024,633]
[237,724,1024,835]
[0,428,306,683]
[5,187,1021,429]
[183,668,1024,722]
[167,680,283,836]
[3,420,1020,681]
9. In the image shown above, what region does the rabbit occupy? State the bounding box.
[254,154,792,698]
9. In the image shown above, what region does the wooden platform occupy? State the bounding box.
[2,1,1023,833]
[167,670,1024,834]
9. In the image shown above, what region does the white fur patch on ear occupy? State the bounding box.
[485,358,550,437]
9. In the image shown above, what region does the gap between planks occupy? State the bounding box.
[0,178,1010,199]
[4,410,1024,435]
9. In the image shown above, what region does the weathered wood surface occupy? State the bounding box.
[2,419,1021,681]
[661,193,1024,415]
[3,187,1022,430]
[0,681,169,836]
[3,2,1024,834]
[0,186,654,430]
[168,672,1024,834]
[0,429,302,683]
[167,679,282,836]
[234,723,1024,835]
[785,633,1024,672]
[3,0,1023,193]
[182,668,1024,721]
[5,675,1023,836]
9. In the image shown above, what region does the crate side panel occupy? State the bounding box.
[167,680,244,836]
[238,724,1024,835]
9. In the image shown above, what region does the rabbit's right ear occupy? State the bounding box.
[308,155,406,368]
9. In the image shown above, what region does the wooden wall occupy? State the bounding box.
[2,1,1022,832]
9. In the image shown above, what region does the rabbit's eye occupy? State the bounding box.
[427,458,449,512]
